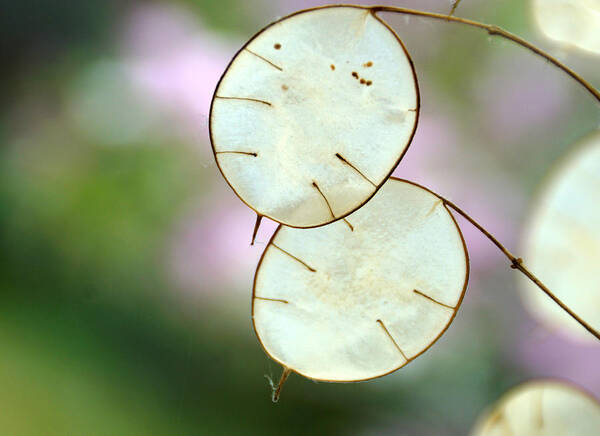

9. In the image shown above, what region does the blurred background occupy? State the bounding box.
[1,0,599,434]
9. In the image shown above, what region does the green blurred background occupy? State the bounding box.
[1,1,599,434]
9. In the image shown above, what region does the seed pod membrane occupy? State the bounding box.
[521,131,600,342]
[210,6,419,228]
[532,0,600,55]
[471,380,600,436]
[252,178,468,382]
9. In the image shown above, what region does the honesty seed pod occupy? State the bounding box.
[209,5,419,229]
[520,131,600,342]
[532,0,600,55]
[471,380,600,436]
[252,178,468,382]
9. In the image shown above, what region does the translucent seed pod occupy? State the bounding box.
[532,0,600,55]
[520,131,600,342]
[210,6,419,228]
[471,380,600,436]
[252,178,468,382]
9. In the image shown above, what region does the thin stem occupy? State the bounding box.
[272,367,292,403]
[441,197,600,341]
[251,214,263,246]
[370,6,600,104]
[449,0,463,17]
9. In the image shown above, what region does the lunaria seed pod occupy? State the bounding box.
[471,380,600,436]
[532,0,600,55]
[252,178,468,382]
[520,131,600,342]
[210,6,419,228]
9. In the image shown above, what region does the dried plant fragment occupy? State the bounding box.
[210,6,419,228]
[252,179,468,382]
[520,131,600,342]
[471,380,600,436]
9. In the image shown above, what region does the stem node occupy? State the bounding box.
[487,25,501,35]
[511,258,523,269]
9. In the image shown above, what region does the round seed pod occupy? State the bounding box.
[210,5,419,228]
[471,380,600,436]
[520,131,600,342]
[252,178,468,382]
[532,0,600,55]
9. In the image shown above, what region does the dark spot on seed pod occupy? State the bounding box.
[364,61,373,67]
[330,64,335,71]
[274,43,281,49]
[352,72,359,79]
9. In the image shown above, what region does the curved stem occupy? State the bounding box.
[370,6,600,104]
[440,196,600,341]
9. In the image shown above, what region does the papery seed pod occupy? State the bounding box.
[520,131,600,342]
[252,178,468,381]
[210,6,419,228]
[471,380,600,436]
[532,0,600,55]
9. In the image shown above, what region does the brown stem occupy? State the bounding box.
[370,6,600,103]
[440,197,600,341]
[272,367,292,403]
[251,214,263,246]
[449,0,462,17]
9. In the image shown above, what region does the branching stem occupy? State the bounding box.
[449,0,463,17]
[370,6,600,103]
[440,197,600,341]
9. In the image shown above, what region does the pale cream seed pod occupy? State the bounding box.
[210,5,419,228]
[471,380,600,436]
[252,178,468,382]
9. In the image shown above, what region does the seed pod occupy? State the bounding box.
[521,131,600,342]
[471,380,600,436]
[252,178,468,382]
[532,0,600,55]
[210,6,419,228]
